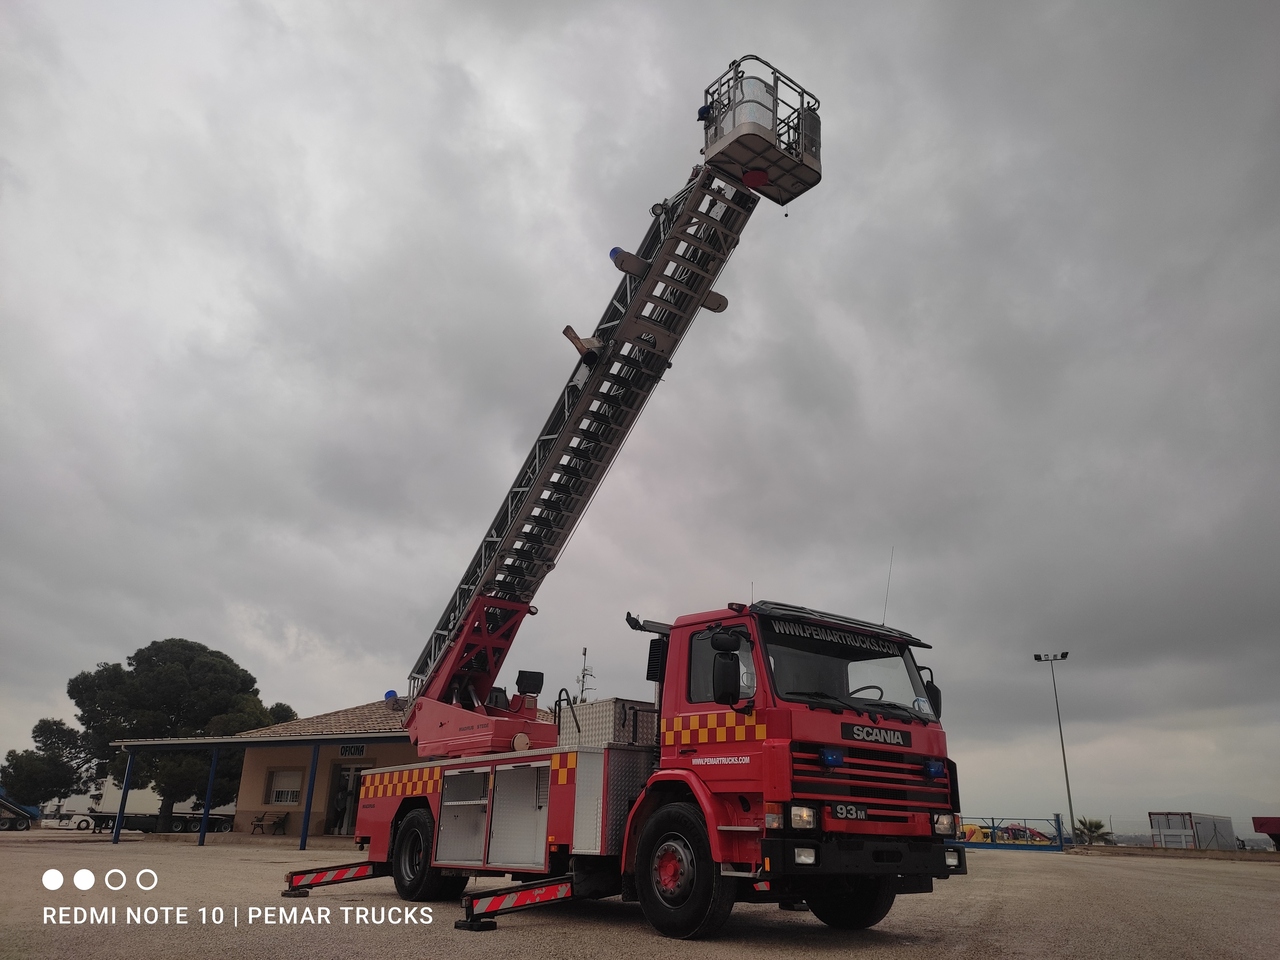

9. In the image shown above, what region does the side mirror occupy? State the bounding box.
[710,625,747,652]
[924,679,942,719]
[712,652,741,704]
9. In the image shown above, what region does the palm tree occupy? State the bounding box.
[1074,817,1115,845]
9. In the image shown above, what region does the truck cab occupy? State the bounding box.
[622,600,965,935]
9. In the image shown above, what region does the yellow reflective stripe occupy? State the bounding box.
[666,711,766,742]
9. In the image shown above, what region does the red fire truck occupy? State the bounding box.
[285,55,966,939]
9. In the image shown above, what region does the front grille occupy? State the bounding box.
[791,741,951,816]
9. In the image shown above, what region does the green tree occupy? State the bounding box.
[267,702,298,724]
[1074,817,1115,846]
[1,719,100,806]
[66,639,291,827]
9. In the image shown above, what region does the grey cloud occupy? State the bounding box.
[2,1,1279,825]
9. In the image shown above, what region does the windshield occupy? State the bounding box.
[759,618,933,717]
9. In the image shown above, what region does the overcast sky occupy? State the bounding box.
[2,1,1278,835]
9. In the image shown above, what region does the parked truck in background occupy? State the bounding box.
[285,55,966,939]
[0,784,40,831]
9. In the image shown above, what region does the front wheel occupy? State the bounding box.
[806,876,896,929]
[636,802,735,939]
[392,809,468,902]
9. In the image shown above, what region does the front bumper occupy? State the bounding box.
[760,837,967,879]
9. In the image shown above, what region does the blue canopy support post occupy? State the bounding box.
[299,743,320,851]
[112,750,136,845]
[197,748,219,846]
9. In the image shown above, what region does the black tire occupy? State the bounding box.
[217,819,233,833]
[806,876,896,930]
[392,809,469,901]
[76,818,91,831]
[0,819,10,831]
[636,802,735,939]
[169,819,186,833]
[14,818,31,831]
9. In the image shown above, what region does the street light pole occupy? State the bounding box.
[1034,652,1076,845]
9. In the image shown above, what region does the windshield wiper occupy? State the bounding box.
[856,699,930,723]
[784,691,854,711]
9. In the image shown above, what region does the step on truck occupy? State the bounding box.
[285,54,966,939]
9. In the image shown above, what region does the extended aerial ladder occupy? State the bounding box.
[400,55,822,760]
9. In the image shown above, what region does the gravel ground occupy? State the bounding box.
[2,832,1276,960]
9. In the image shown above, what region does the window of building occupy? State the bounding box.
[266,770,303,805]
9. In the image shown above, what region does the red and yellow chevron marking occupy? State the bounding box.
[661,711,766,747]
[550,752,577,786]
[358,766,442,800]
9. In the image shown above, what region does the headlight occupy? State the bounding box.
[764,802,783,829]
[790,805,816,830]
[794,847,817,865]
[933,813,956,836]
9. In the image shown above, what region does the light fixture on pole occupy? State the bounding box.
[1033,652,1076,845]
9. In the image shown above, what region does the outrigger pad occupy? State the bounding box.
[455,918,498,932]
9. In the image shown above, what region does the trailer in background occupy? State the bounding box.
[1148,812,1236,850]
[1252,817,1280,851]
[41,781,235,833]
[83,812,235,834]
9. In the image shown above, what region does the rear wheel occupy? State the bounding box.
[392,809,469,901]
[217,819,233,833]
[636,802,735,939]
[169,818,186,832]
[806,876,896,929]
[13,818,31,831]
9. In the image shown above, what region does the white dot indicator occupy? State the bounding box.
[105,869,126,891]
[136,868,158,891]
[42,869,64,891]
[74,869,95,890]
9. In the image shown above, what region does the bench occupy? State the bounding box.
[250,812,288,835]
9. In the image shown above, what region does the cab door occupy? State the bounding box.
[659,620,768,789]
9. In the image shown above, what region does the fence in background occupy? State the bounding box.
[959,816,1066,851]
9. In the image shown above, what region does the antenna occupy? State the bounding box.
[881,546,895,625]
[577,647,596,703]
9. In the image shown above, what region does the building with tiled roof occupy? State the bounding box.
[235,700,409,739]
[113,699,418,842]
[231,700,416,840]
